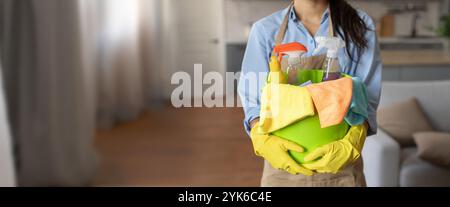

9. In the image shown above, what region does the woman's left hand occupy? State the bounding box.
[302,125,367,174]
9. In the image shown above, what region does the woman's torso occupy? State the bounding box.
[254,6,374,76]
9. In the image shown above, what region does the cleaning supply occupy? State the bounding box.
[268,56,287,84]
[285,51,306,85]
[297,69,325,85]
[313,36,345,82]
[273,42,308,62]
[306,77,353,128]
[272,115,350,164]
[266,70,351,164]
[303,125,367,174]
[273,42,308,85]
[259,84,315,134]
[251,123,314,176]
[345,77,369,126]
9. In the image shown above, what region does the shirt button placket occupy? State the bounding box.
[309,38,316,51]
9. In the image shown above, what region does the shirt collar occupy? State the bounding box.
[289,6,330,24]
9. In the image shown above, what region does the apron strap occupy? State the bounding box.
[274,2,335,50]
[274,2,294,47]
[328,8,334,37]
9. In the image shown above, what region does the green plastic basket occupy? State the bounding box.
[272,70,350,164]
[273,116,349,163]
[297,70,324,85]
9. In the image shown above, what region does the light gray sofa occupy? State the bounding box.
[362,81,450,187]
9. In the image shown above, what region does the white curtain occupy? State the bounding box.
[0,0,165,186]
[1,0,97,186]
[89,0,164,129]
[95,0,143,128]
[0,53,16,187]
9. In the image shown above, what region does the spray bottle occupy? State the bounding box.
[274,42,308,85]
[283,51,307,85]
[313,36,345,82]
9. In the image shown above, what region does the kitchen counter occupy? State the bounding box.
[382,50,450,67]
[381,50,450,81]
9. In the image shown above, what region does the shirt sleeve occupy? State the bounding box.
[354,14,383,136]
[238,22,270,135]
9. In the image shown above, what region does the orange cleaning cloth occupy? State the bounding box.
[306,77,353,128]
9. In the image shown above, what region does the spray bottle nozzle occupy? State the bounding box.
[312,36,345,57]
[273,42,308,62]
[312,36,346,81]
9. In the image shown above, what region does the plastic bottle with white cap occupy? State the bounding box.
[313,36,345,82]
[273,42,308,85]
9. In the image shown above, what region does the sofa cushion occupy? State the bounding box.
[380,81,450,132]
[414,132,450,167]
[377,98,434,147]
[400,148,450,187]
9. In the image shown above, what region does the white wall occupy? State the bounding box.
[225,0,289,43]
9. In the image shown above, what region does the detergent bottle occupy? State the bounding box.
[273,42,308,85]
[268,55,287,84]
[313,36,345,82]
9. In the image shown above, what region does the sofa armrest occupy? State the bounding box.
[362,129,401,187]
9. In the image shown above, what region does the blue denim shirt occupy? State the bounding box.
[238,7,382,136]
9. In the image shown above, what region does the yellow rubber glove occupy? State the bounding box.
[251,123,314,176]
[259,83,315,134]
[303,125,367,174]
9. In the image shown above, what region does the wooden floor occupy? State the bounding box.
[93,107,263,186]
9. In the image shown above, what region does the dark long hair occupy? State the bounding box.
[329,0,369,62]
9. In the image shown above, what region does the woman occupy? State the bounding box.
[238,0,382,187]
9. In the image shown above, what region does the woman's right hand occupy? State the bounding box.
[250,123,313,176]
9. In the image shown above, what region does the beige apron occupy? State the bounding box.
[261,3,366,187]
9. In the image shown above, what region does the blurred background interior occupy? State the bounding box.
[1,0,450,187]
